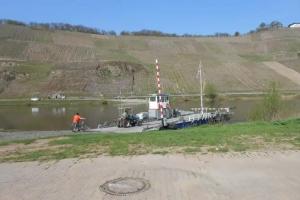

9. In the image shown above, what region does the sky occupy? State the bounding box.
[0,0,299,35]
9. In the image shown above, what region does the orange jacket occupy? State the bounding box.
[72,115,81,123]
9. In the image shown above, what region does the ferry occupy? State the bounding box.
[89,59,232,133]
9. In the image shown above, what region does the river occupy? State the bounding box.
[0,97,299,131]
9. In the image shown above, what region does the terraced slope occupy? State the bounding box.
[0,24,300,97]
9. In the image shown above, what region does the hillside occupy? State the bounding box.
[0,24,300,98]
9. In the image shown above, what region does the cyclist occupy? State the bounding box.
[72,113,85,132]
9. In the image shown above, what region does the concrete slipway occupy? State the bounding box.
[1,151,300,200]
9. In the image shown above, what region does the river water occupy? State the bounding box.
[0,97,299,131]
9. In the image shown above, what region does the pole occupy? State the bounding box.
[131,69,135,96]
[198,61,204,114]
[155,59,164,124]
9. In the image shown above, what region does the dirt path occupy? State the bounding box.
[0,126,149,142]
[264,61,300,86]
[0,151,300,200]
[0,130,74,142]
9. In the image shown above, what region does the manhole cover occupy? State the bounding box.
[100,177,150,196]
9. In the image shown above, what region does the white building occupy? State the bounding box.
[288,23,300,28]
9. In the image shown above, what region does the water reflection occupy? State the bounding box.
[31,107,39,116]
[52,107,66,116]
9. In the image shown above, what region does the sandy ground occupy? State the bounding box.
[0,151,300,200]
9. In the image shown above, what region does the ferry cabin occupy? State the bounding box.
[148,94,171,119]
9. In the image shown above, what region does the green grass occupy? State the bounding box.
[0,24,52,43]
[14,62,53,80]
[1,118,300,162]
[94,39,142,62]
[0,40,27,58]
[183,147,202,153]
[0,139,36,146]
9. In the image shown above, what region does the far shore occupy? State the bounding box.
[0,91,299,106]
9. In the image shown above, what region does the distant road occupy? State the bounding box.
[0,91,299,104]
[123,90,300,99]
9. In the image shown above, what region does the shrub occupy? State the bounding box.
[250,82,282,121]
[204,83,218,107]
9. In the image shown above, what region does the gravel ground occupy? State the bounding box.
[0,129,142,142]
[0,120,161,142]
[0,127,145,142]
[0,131,74,142]
[0,151,300,200]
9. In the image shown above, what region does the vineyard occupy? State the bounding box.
[0,24,300,97]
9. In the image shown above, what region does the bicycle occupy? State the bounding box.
[72,119,87,132]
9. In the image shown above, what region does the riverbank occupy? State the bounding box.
[1,92,299,106]
[0,97,147,106]
[0,118,299,162]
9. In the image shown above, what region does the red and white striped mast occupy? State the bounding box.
[155,59,164,120]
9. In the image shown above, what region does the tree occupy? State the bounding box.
[255,21,283,33]
[248,30,255,34]
[262,82,282,120]
[270,21,283,29]
[121,29,179,37]
[259,22,266,29]
[0,19,26,26]
[234,31,240,37]
[256,22,268,32]
[120,31,131,36]
[249,82,282,121]
[214,32,231,37]
[108,31,117,36]
[204,83,218,107]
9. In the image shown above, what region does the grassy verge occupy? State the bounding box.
[1,118,300,162]
[0,139,36,146]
